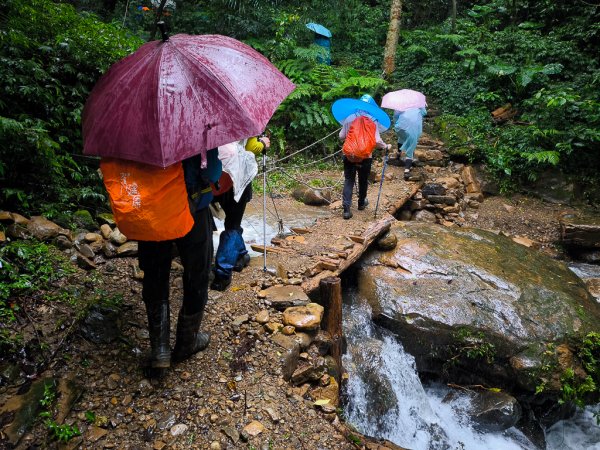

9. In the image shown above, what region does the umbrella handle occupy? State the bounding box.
[157,21,169,42]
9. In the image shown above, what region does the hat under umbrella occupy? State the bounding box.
[331,97,391,131]
[381,89,427,112]
[83,34,295,168]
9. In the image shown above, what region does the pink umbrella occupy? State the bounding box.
[82,34,295,168]
[381,89,427,112]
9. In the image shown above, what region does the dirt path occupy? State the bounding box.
[1,135,588,449]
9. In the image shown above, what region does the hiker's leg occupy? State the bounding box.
[342,156,356,209]
[138,239,173,369]
[357,157,372,205]
[173,207,213,360]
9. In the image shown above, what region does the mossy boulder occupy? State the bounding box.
[358,222,600,410]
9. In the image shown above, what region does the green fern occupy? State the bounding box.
[322,76,387,101]
[521,150,560,165]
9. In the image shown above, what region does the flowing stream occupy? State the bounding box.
[342,285,600,450]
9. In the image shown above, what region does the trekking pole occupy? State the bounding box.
[374,144,391,219]
[262,145,267,272]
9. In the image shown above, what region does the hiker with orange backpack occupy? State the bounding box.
[101,149,221,376]
[338,94,391,219]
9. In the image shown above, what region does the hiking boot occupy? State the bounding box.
[403,170,412,181]
[358,198,369,210]
[172,311,211,363]
[343,207,353,220]
[233,253,250,272]
[210,276,231,291]
[145,301,171,369]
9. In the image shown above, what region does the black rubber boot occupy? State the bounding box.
[233,253,250,272]
[172,311,211,362]
[145,301,171,369]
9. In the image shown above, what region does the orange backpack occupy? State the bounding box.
[100,158,194,242]
[342,116,377,163]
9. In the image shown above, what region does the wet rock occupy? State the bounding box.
[291,358,327,385]
[6,223,31,240]
[262,285,310,310]
[421,183,446,197]
[271,334,300,381]
[376,232,398,251]
[55,235,73,250]
[56,378,84,423]
[87,425,108,442]
[426,195,456,205]
[469,390,522,431]
[97,213,116,227]
[411,210,437,223]
[560,213,600,249]
[283,303,324,331]
[100,224,112,239]
[76,252,96,270]
[359,222,600,400]
[117,241,138,257]
[102,241,117,258]
[27,216,66,241]
[460,166,481,194]
[254,310,269,324]
[1,377,55,446]
[80,305,122,344]
[309,376,340,407]
[292,187,331,206]
[75,242,95,259]
[313,330,333,356]
[292,332,314,350]
[73,209,97,230]
[109,228,128,245]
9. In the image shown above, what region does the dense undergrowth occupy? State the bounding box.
[1,0,599,217]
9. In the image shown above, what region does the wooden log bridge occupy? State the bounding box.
[251,164,422,296]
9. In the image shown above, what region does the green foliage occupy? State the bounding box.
[393,1,600,194]
[0,0,142,213]
[449,328,496,364]
[0,240,73,325]
[38,380,80,443]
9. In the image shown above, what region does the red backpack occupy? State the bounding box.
[342,116,377,163]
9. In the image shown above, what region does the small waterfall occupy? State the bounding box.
[341,287,600,450]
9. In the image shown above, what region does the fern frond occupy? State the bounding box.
[521,150,560,165]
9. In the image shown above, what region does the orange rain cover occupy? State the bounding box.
[100,158,194,242]
[342,116,377,163]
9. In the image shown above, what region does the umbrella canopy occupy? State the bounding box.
[83,34,295,168]
[381,89,427,112]
[306,22,332,38]
[331,98,391,131]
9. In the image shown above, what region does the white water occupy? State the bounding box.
[342,287,600,450]
[211,198,329,257]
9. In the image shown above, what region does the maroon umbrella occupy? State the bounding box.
[82,34,295,168]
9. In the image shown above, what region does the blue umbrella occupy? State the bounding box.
[331,98,391,131]
[306,22,332,38]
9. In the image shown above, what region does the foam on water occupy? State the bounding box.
[342,288,599,450]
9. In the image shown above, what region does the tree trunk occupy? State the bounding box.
[451,0,457,32]
[382,0,403,78]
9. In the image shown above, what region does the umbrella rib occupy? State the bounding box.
[170,43,257,133]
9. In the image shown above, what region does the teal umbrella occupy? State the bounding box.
[306,22,332,38]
